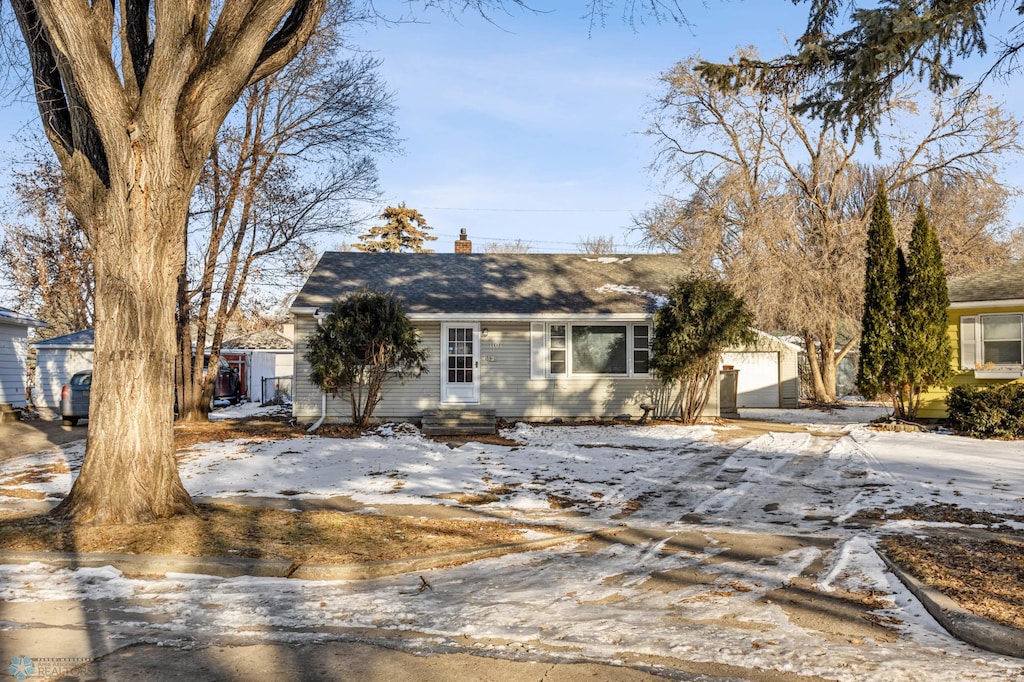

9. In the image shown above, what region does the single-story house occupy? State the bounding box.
[32,328,94,412]
[0,308,47,411]
[918,260,1024,418]
[222,328,295,403]
[290,247,796,425]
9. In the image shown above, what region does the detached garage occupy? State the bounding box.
[721,332,801,409]
[33,329,95,413]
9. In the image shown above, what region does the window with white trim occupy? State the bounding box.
[549,324,567,375]
[981,314,1023,365]
[633,325,650,374]
[572,325,628,374]
[545,323,650,376]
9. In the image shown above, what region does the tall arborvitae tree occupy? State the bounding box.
[355,204,437,253]
[855,185,899,402]
[894,205,953,419]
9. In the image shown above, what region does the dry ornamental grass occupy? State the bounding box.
[0,504,560,565]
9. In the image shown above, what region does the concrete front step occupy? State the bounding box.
[421,408,496,436]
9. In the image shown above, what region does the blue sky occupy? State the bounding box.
[349,2,813,253]
[347,2,1024,254]
[0,2,1020,263]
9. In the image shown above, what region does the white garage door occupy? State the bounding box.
[721,352,779,408]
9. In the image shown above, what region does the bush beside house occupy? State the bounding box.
[946,383,1024,438]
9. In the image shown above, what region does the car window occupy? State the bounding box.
[70,373,92,387]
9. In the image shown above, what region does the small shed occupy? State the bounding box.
[33,329,95,412]
[0,308,47,411]
[222,329,294,403]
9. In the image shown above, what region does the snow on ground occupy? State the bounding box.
[1,406,1023,680]
[740,401,891,427]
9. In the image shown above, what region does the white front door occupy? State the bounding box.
[442,323,480,404]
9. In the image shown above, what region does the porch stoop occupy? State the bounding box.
[421,408,496,436]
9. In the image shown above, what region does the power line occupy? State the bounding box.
[421,206,639,214]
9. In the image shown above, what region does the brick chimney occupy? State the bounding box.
[454,228,472,254]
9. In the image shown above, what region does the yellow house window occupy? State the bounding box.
[981,314,1023,365]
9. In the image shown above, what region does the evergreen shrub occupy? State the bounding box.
[946,383,1024,439]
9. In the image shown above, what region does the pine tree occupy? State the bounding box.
[855,185,899,401]
[894,205,953,419]
[355,204,438,253]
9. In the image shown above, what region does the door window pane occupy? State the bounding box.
[446,326,475,384]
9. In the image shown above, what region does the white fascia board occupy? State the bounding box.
[31,342,94,350]
[292,308,653,321]
[950,299,1024,309]
[407,312,652,321]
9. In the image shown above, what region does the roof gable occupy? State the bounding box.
[291,253,688,317]
[32,328,95,348]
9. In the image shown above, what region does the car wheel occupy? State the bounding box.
[63,417,79,427]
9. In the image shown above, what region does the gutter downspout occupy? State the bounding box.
[307,393,326,433]
[307,307,327,433]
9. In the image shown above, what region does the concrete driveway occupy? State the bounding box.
[0,416,85,462]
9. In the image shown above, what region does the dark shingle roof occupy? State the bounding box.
[223,329,293,350]
[32,328,95,347]
[291,253,688,316]
[948,261,1024,303]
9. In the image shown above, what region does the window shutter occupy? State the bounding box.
[530,322,546,379]
[960,316,978,370]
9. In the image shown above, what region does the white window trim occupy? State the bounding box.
[545,321,651,378]
[978,312,1024,368]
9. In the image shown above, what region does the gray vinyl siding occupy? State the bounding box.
[475,322,688,419]
[293,317,440,421]
[374,323,442,417]
[34,347,94,411]
[0,324,29,407]
[292,315,714,423]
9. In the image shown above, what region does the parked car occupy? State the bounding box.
[209,356,242,404]
[60,370,92,426]
[61,360,241,426]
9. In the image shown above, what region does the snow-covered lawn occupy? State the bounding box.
[1,404,1022,681]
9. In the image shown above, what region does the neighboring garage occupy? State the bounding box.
[32,328,95,413]
[722,332,801,409]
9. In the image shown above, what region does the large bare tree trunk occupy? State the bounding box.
[14,0,326,523]
[55,146,196,522]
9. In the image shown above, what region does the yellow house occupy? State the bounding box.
[918,261,1024,418]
